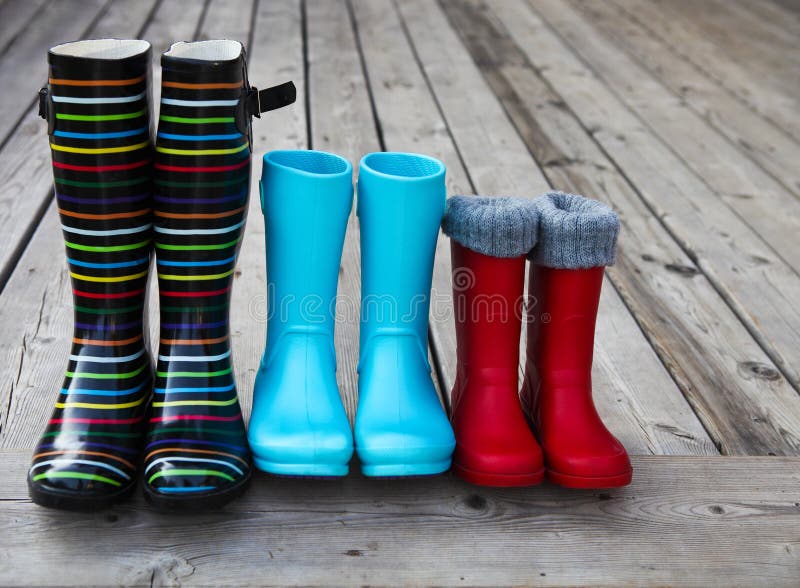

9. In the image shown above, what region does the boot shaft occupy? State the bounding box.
[260,150,353,364]
[442,195,539,392]
[356,152,445,362]
[526,264,604,381]
[451,242,526,382]
[45,40,154,346]
[153,40,252,355]
[45,39,155,405]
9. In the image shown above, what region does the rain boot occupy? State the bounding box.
[28,39,154,510]
[354,152,455,477]
[249,150,354,477]
[144,40,295,509]
[442,196,544,487]
[522,191,632,488]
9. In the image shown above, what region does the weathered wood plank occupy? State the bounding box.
[0,0,112,286]
[724,0,800,58]
[0,0,105,144]
[348,0,470,409]
[616,0,800,143]
[197,0,254,46]
[0,0,161,373]
[506,0,800,395]
[441,0,800,457]
[306,0,381,421]
[0,450,798,587]
[732,0,800,38]
[562,0,800,277]
[230,0,307,421]
[580,0,800,199]
[385,0,715,455]
[148,0,210,105]
[0,0,47,55]
[0,0,207,448]
[668,0,800,95]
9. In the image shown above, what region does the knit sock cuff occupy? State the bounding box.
[441,196,538,258]
[531,191,619,268]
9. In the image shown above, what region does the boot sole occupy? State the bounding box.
[28,476,136,511]
[253,456,349,478]
[547,468,632,489]
[452,462,545,487]
[361,458,451,478]
[143,470,251,512]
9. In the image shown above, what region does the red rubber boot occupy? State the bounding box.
[443,196,544,487]
[522,192,632,489]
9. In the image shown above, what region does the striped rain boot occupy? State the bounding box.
[144,40,295,510]
[28,40,154,510]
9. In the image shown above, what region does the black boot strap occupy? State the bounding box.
[38,87,55,134]
[245,81,297,118]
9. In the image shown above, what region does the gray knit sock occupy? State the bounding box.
[531,191,619,268]
[441,195,538,258]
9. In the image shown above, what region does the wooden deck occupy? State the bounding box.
[0,0,798,585]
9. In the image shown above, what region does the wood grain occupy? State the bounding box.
[306,0,381,421]
[0,0,47,56]
[1,450,798,587]
[441,0,800,457]
[668,0,800,100]
[582,0,800,199]
[0,0,105,144]
[488,0,800,455]
[504,0,800,393]
[390,0,716,455]
[616,0,800,143]
[0,2,799,586]
[562,0,800,276]
[0,0,208,448]
[0,0,122,286]
[730,0,800,38]
[229,0,307,421]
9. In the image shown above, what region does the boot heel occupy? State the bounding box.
[546,468,633,489]
[361,458,453,478]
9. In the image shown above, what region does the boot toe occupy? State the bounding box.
[143,447,251,509]
[28,460,134,509]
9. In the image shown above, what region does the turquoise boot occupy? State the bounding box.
[248,150,354,476]
[355,152,455,477]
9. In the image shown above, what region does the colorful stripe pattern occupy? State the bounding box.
[29,43,153,502]
[145,45,251,497]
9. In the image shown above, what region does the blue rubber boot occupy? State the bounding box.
[248,150,354,477]
[355,152,456,477]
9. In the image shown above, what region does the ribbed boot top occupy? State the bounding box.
[441,195,538,258]
[531,191,619,268]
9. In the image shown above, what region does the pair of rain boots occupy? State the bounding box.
[248,150,456,478]
[443,193,633,489]
[27,39,295,510]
